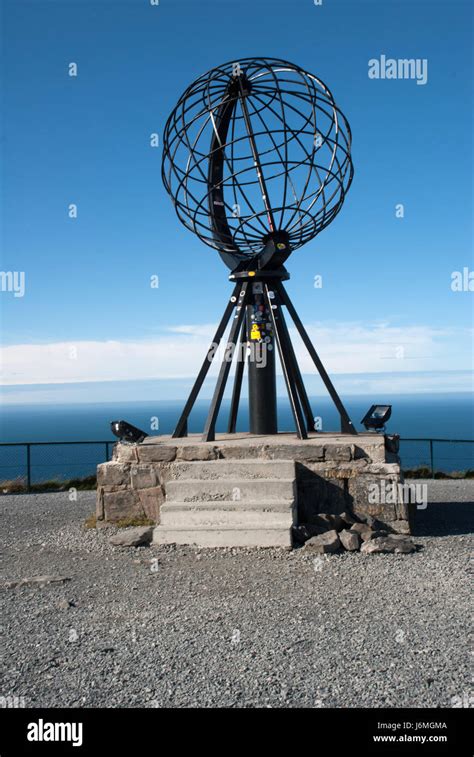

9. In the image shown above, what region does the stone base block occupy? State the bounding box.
[152,526,293,548]
[96,432,407,543]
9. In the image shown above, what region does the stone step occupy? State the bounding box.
[166,459,296,481]
[152,525,293,548]
[165,478,296,503]
[160,500,295,528]
[162,499,295,512]
[160,510,294,529]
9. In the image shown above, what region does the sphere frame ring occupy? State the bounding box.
[162,56,354,270]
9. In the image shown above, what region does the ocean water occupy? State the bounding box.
[0,393,473,483]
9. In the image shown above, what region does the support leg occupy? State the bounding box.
[172,282,242,438]
[276,281,357,435]
[275,297,315,433]
[263,284,307,440]
[202,282,250,442]
[227,317,247,433]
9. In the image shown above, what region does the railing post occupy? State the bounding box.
[429,439,434,477]
[26,444,31,492]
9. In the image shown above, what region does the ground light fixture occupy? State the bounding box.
[161,57,358,440]
[361,405,392,432]
[110,420,148,444]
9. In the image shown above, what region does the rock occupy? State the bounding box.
[109,527,153,547]
[263,444,325,462]
[324,445,353,462]
[57,598,75,610]
[219,445,265,459]
[339,529,360,551]
[304,529,340,553]
[130,465,159,490]
[113,443,138,463]
[2,575,71,589]
[292,523,328,544]
[349,475,398,521]
[349,522,373,541]
[395,498,410,520]
[360,536,416,554]
[359,514,383,530]
[327,514,344,531]
[315,513,343,531]
[176,446,218,461]
[138,445,177,463]
[390,520,412,535]
[366,463,401,475]
[137,487,164,522]
[103,490,143,522]
[97,463,130,487]
[340,511,359,527]
[364,529,388,541]
[96,487,105,520]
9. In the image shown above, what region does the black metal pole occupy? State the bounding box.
[247,280,278,435]
[26,443,31,492]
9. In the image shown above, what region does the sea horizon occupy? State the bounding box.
[1,392,472,480]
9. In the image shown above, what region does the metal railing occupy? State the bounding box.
[398,438,473,477]
[0,437,472,492]
[0,441,115,491]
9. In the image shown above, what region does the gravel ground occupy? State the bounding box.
[0,481,472,708]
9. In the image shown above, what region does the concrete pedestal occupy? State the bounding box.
[96,432,410,547]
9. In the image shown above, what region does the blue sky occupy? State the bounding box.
[1,0,472,403]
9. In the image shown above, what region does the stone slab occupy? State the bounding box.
[152,525,293,548]
[160,508,294,529]
[165,478,296,503]
[166,459,296,481]
[113,432,388,465]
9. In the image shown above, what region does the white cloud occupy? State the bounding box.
[0,322,471,386]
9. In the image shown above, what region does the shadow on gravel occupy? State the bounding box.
[414,500,474,537]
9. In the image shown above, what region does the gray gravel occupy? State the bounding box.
[1,481,472,708]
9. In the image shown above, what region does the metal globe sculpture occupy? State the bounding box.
[162,57,353,270]
[162,58,357,440]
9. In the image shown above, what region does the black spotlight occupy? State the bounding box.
[110,420,148,444]
[361,405,392,432]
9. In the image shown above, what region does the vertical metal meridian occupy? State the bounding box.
[276,281,357,435]
[202,282,250,442]
[172,282,242,437]
[207,77,244,270]
[236,77,276,234]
